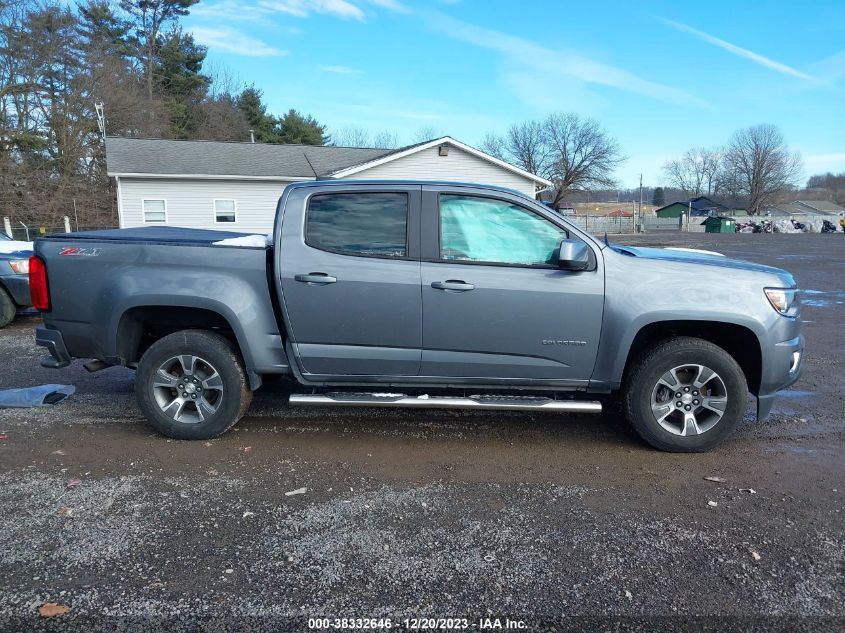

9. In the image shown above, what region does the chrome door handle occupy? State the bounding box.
[295,273,337,284]
[431,280,474,291]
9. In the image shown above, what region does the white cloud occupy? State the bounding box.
[191,2,271,22]
[255,0,407,21]
[428,13,709,108]
[190,27,287,56]
[365,0,410,12]
[320,65,364,74]
[258,0,364,20]
[661,19,817,82]
[812,49,845,83]
[805,152,845,166]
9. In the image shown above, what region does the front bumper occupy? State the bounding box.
[756,333,804,420]
[36,325,72,368]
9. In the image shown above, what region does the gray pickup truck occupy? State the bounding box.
[31,180,803,451]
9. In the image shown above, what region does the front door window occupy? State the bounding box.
[439,195,568,266]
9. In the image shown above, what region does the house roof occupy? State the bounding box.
[655,196,727,215]
[105,136,392,179]
[688,196,727,211]
[763,200,845,216]
[105,135,551,186]
[795,200,845,213]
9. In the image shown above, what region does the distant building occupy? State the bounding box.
[763,200,845,217]
[763,202,811,217]
[794,200,845,215]
[654,196,726,218]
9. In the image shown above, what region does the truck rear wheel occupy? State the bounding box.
[0,287,15,328]
[135,330,252,440]
[622,337,747,452]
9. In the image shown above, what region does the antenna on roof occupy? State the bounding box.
[95,102,106,139]
[303,153,319,179]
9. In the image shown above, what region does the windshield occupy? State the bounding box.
[0,232,10,241]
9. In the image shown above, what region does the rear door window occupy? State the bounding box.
[306,192,408,258]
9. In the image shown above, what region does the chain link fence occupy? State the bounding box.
[2,217,116,241]
[565,214,706,235]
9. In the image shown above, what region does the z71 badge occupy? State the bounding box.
[59,247,100,257]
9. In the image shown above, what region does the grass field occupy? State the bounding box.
[566,201,658,216]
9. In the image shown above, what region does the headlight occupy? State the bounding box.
[764,287,798,316]
[9,259,29,274]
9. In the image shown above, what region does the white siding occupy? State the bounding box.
[118,177,297,233]
[116,146,541,232]
[349,145,538,197]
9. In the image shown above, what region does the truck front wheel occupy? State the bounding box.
[622,337,747,452]
[135,330,252,440]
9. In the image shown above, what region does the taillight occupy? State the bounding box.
[29,256,50,311]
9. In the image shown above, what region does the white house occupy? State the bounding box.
[105,136,551,233]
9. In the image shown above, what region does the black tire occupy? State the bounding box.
[135,330,252,440]
[0,286,15,328]
[622,337,747,452]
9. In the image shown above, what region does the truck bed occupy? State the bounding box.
[35,227,286,377]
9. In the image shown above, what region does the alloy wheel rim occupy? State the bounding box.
[151,355,223,424]
[650,363,727,436]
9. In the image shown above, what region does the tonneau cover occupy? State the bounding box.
[41,226,256,246]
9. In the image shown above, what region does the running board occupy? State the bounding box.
[289,393,602,413]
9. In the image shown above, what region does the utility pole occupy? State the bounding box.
[638,174,643,233]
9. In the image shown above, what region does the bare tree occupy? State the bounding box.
[333,125,371,147]
[543,113,624,207]
[332,126,399,149]
[410,125,441,143]
[485,113,625,206]
[722,124,802,215]
[371,130,399,149]
[662,147,721,197]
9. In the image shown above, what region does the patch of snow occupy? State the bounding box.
[664,247,725,257]
[212,234,271,248]
[0,240,33,254]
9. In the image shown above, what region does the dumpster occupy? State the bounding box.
[701,216,736,233]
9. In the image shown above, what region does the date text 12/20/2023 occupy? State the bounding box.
[307,617,527,630]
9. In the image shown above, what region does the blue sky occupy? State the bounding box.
[184,0,845,188]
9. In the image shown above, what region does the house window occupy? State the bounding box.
[214,199,237,223]
[142,199,167,223]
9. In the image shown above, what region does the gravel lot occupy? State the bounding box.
[1,233,843,631]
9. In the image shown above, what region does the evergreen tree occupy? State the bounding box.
[652,186,665,207]
[155,27,209,138]
[119,0,199,100]
[78,0,135,60]
[237,86,277,142]
[277,108,328,145]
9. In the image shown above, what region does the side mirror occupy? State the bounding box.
[556,239,591,271]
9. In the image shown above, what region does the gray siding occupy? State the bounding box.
[118,177,297,233]
[350,145,539,197]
